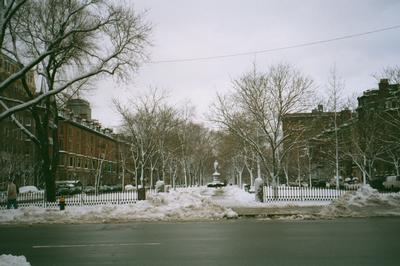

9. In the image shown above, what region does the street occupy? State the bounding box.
[0,217,399,266]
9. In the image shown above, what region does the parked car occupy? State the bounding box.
[342,177,360,190]
[207,181,225,188]
[56,180,82,195]
[19,185,40,193]
[99,185,112,193]
[328,176,345,189]
[383,176,400,191]
[83,186,96,194]
[110,184,122,192]
[124,184,136,191]
[369,176,386,191]
[17,186,44,203]
[312,180,328,188]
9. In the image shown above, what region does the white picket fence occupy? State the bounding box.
[0,190,152,209]
[263,186,351,202]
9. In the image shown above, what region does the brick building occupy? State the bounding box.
[0,53,39,188]
[0,53,127,189]
[356,79,400,179]
[282,105,353,185]
[283,79,400,186]
[57,100,120,186]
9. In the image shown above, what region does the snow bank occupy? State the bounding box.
[320,185,400,218]
[0,188,237,224]
[0,255,30,266]
[210,185,330,207]
[3,185,398,224]
[208,186,260,207]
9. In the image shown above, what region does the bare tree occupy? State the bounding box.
[211,63,314,186]
[345,118,386,184]
[116,91,216,188]
[324,65,346,189]
[1,0,151,201]
[373,66,400,84]
[1,0,150,120]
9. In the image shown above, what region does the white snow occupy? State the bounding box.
[0,255,31,266]
[319,185,400,218]
[1,185,399,224]
[0,188,237,224]
[18,186,40,194]
[210,185,331,207]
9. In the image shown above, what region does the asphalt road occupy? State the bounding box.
[0,217,399,266]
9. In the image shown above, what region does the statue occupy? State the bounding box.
[207,159,223,188]
[213,160,219,173]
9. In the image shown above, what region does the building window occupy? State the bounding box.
[59,139,64,150]
[59,154,64,166]
[69,156,74,167]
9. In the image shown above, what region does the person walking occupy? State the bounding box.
[7,179,18,209]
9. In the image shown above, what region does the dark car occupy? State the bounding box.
[207,181,226,188]
[83,186,96,194]
[56,180,83,195]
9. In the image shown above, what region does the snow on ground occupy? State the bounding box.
[319,185,400,218]
[210,185,331,207]
[0,255,31,266]
[1,185,399,224]
[0,188,237,224]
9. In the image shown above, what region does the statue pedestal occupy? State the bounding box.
[212,172,221,183]
[207,172,224,188]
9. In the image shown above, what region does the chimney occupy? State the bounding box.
[340,109,352,121]
[379,79,389,91]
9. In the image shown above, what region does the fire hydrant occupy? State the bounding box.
[59,196,66,211]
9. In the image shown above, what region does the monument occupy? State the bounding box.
[207,160,225,188]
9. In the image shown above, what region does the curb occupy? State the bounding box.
[231,206,325,218]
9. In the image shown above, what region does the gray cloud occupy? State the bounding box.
[88,0,400,128]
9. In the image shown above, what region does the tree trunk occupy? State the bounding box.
[183,162,188,187]
[140,163,144,187]
[150,163,154,189]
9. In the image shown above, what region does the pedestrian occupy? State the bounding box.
[7,179,18,209]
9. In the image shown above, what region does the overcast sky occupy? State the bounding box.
[87,0,400,129]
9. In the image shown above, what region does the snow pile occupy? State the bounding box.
[320,185,400,218]
[208,185,330,208]
[0,188,237,224]
[0,255,31,266]
[208,186,260,207]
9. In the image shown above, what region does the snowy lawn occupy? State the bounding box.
[1,185,399,224]
[211,185,332,208]
[0,188,237,224]
[0,255,31,266]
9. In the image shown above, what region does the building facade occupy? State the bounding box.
[282,105,353,185]
[356,79,400,179]
[1,53,125,189]
[57,100,120,186]
[0,53,39,189]
[283,79,400,186]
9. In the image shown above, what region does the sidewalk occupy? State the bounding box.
[231,205,325,218]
